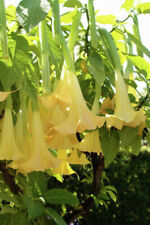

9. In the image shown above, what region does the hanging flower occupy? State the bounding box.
[14,111,30,156]
[0,108,23,160]
[9,111,61,174]
[39,98,79,149]
[75,130,102,153]
[48,68,105,135]
[105,70,145,130]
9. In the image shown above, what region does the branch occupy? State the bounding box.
[64,153,104,224]
[0,161,23,195]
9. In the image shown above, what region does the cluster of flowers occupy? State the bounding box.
[0,67,145,175]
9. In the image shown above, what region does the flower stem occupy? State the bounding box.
[0,0,9,59]
[39,19,51,94]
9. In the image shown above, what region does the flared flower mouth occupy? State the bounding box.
[100,70,146,130]
[9,111,61,174]
[47,69,105,135]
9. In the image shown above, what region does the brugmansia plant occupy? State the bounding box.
[0,0,150,224]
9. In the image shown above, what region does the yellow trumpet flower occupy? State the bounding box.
[9,111,61,174]
[105,71,145,130]
[49,69,105,135]
[52,150,75,175]
[14,111,30,155]
[75,130,102,153]
[0,108,23,160]
[39,98,79,149]
[100,97,115,115]
[67,149,90,165]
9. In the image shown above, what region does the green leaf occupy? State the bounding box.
[130,136,141,156]
[68,10,82,52]
[26,172,48,197]
[127,55,150,78]
[0,205,19,214]
[105,185,117,193]
[119,126,138,147]
[64,0,82,8]
[136,3,150,14]
[121,0,134,11]
[43,188,79,206]
[16,0,50,32]
[99,28,122,71]
[100,127,120,167]
[88,51,105,87]
[60,10,76,24]
[45,208,67,225]
[107,190,117,202]
[96,15,117,25]
[127,32,150,58]
[0,192,21,206]
[0,214,12,225]
[88,0,99,49]
[10,213,31,225]
[23,196,44,219]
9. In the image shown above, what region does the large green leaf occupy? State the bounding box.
[43,188,79,206]
[64,0,82,8]
[127,55,150,78]
[100,127,120,167]
[0,62,18,89]
[16,0,50,32]
[99,28,122,72]
[136,3,150,14]
[26,172,48,197]
[119,126,138,148]
[121,0,134,11]
[130,136,141,156]
[45,208,67,225]
[88,51,105,87]
[23,196,44,219]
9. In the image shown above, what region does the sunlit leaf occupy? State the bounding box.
[64,0,82,8]
[96,15,117,25]
[127,32,150,58]
[127,55,150,78]
[136,2,150,14]
[121,0,134,11]
[16,0,50,32]
[61,10,76,24]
